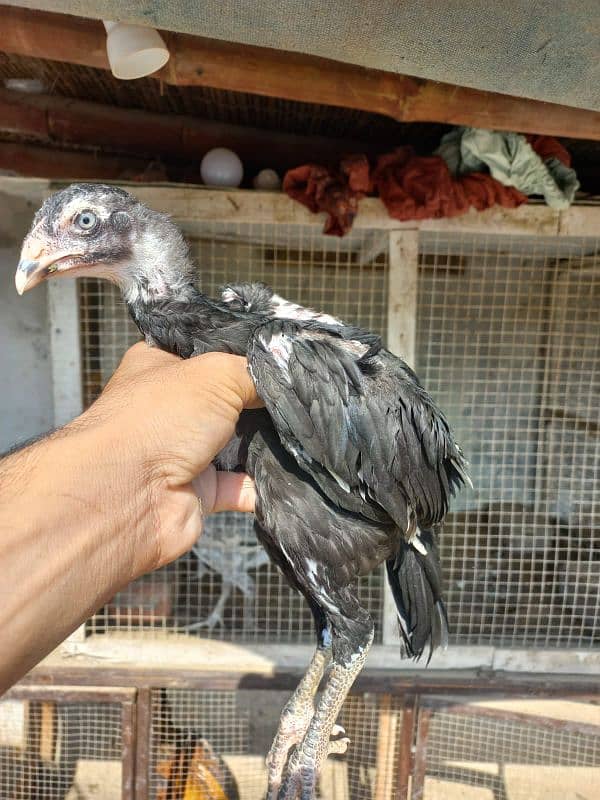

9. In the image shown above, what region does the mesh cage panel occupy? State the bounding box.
[416,232,600,649]
[79,222,600,652]
[417,703,600,800]
[0,697,123,799]
[81,223,388,642]
[149,689,403,800]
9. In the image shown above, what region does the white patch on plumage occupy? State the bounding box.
[305,558,319,582]
[329,470,351,493]
[221,285,254,309]
[409,527,428,556]
[270,293,341,326]
[263,331,293,370]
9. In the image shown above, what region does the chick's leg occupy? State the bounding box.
[278,598,374,800]
[266,641,332,800]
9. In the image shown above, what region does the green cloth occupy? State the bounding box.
[436,127,579,210]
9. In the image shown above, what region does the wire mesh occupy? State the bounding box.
[79,223,600,653]
[81,223,388,642]
[149,688,403,800]
[416,232,600,649]
[418,702,600,800]
[0,697,123,799]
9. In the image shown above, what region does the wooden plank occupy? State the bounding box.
[24,699,41,755]
[418,700,600,738]
[386,230,419,363]
[15,660,600,696]
[0,140,153,180]
[134,688,152,800]
[0,6,109,69]
[122,701,137,800]
[1,7,600,139]
[47,279,83,428]
[5,685,137,703]
[0,177,596,238]
[80,184,567,236]
[410,708,431,800]
[374,693,399,800]
[39,701,56,762]
[34,633,600,676]
[383,229,419,646]
[557,205,600,237]
[396,700,416,800]
[0,87,386,174]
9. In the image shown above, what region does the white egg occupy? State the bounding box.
[253,168,282,191]
[200,148,244,188]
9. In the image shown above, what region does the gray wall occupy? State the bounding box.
[0,191,53,452]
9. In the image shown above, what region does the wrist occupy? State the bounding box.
[71,411,161,581]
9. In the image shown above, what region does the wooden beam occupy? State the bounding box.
[0,88,385,173]
[0,141,154,179]
[0,6,599,140]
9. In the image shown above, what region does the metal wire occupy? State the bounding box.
[0,697,123,799]
[419,703,600,800]
[417,232,600,649]
[81,223,388,642]
[79,226,600,652]
[149,688,403,800]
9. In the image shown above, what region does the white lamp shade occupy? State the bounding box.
[103,21,170,80]
[200,148,244,188]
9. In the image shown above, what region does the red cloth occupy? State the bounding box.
[528,135,571,167]
[283,135,569,235]
[283,155,371,236]
[372,147,526,222]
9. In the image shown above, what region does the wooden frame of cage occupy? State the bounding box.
[5,676,598,800]
[2,176,599,680]
[2,684,137,799]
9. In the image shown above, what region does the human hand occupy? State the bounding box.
[82,342,259,574]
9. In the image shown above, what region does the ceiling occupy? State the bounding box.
[7,0,600,111]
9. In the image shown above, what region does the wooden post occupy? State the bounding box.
[374,693,399,800]
[47,279,83,428]
[122,701,137,800]
[134,688,153,800]
[383,230,419,646]
[410,707,431,800]
[396,699,416,800]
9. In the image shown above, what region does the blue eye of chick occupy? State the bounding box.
[76,211,97,230]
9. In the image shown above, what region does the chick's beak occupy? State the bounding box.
[15,237,83,295]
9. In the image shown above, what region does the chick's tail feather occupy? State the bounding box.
[386,528,448,661]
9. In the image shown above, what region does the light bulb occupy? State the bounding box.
[103,21,169,80]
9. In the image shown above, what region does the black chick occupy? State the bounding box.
[16,184,469,800]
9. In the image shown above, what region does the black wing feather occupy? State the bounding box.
[248,318,468,533]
